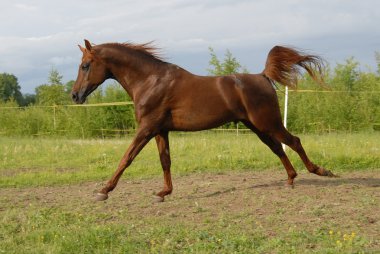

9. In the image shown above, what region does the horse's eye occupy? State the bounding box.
[81,63,90,71]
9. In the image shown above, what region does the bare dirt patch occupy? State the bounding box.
[2,170,380,248]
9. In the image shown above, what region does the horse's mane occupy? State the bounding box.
[99,42,164,62]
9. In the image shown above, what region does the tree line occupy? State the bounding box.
[0,69,74,107]
[0,49,379,137]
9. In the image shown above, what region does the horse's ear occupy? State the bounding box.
[78,44,86,53]
[84,39,92,51]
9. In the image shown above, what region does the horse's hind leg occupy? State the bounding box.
[243,121,298,186]
[154,132,173,202]
[272,126,336,177]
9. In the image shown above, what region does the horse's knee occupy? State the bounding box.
[272,145,285,157]
[287,135,303,152]
[291,135,300,146]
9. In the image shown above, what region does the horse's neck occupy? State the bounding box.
[111,59,167,102]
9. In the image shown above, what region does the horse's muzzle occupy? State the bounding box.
[71,92,86,104]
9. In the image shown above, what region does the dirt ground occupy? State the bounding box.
[2,170,380,248]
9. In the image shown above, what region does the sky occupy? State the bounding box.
[1,0,379,94]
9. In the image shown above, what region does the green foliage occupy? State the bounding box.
[375,51,380,75]
[35,84,69,106]
[330,57,359,91]
[280,56,379,133]
[90,83,131,103]
[0,80,135,138]
[22,93,36,106]
[48,68,63,86]
[35,68,70,106]
[207,47,248,76]
[0,73,24,106]
[64,80,75,94]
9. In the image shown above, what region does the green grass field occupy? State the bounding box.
[0,132,379,187]
[1,132,379,253]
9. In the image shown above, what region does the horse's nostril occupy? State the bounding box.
[71,92,78,101]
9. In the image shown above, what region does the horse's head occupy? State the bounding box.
[71,39,110,104]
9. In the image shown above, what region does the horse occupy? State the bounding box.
[71,39,335,202]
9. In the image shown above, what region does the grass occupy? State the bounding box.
[0,132,379,253]
[0,199,373,254]
[0,132,379,187]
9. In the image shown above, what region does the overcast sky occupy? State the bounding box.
[1,0,379,94]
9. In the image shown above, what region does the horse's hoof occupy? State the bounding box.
[153,195,164,203]
[286,179,295,189]
[95,193,108,201]
[286,183,295,189]
[326,170,338,178]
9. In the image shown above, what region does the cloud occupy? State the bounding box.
[48,56,77,66]
[13,3,38,11]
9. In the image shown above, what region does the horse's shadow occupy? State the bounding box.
[185,176,380,200]
[250,177,380,189]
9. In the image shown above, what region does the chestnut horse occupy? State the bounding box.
[72,39,335,202]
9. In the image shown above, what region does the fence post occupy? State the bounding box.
[282,86,289,150]
[53,105,57,130]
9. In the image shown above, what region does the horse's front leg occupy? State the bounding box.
[153,131,173,202]
[96,127,153,201]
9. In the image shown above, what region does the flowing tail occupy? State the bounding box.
[262,46,326,88]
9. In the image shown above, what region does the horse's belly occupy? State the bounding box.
[170,108,234,131]
[169,80,245,131]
